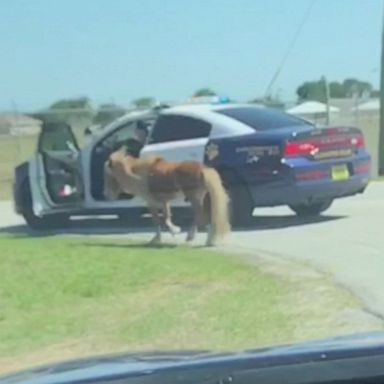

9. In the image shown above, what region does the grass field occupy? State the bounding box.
[0,234,375,374]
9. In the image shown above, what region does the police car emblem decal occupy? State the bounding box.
[236,145,279,156]
[206,143,219,161]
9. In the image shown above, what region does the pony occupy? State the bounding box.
[103,147,230,246]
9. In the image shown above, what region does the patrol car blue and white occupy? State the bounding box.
[13,103,371,229]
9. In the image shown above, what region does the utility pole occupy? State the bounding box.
[322,75,330,125]
[379,4,384,175]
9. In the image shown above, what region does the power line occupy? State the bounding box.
[264,0,316,98]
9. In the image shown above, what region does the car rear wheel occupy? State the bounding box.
[221,170,254,228]
[289,199,333,217]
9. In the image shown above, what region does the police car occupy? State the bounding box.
[13,103,371,229]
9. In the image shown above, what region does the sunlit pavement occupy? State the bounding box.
[1,182,384,318]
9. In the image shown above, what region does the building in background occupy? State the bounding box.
[350,98,379,115]
[0,113,42,136]
[329,98,358,117]
[286,101,340,125]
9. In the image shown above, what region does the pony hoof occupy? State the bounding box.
[149,236,161,245]
[205,237,216,247]
[170,225,181,236]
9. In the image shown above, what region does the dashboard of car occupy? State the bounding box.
[2,333,384,384]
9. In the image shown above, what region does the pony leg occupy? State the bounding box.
[162,202,181,236]
[186,195,205,243]
[148,205,162,245]
[186,224,197,242]
[206,226,215,247]
[204,197,216,247]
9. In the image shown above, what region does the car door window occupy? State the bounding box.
[101,119,154,149]
[149,115,211,144]
[102,121,137,149]
[38,122,79,152]
[37,122,83,205]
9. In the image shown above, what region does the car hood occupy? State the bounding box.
[2,331,384,384]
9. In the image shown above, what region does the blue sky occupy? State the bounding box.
[0,0,382,111]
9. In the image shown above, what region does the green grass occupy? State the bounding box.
[0,236,288,355]
[0,234,369,373]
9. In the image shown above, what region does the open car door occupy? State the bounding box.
[29,121,84,217]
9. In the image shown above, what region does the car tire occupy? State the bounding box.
[21,181,69,230]
[289,199,333,217]
[221,170,254,228]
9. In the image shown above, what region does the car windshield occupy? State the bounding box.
[217,107,312,131]
[0,0,383,380]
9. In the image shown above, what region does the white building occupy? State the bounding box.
[286,101,340,124]
[0,113,42,135]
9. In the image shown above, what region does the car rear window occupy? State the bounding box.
[217,107,312,131]
[149,115,211,144]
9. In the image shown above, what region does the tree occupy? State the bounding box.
[296,80,327,102]
[371,89,380,98]
[49,97,92,110]
[193,88,216,97]
[342,78,373,98]
[329,82,345,98]
[132,97,155,109]
[41,97,95,131]
[93,103,126,125]
[296,78,374,102]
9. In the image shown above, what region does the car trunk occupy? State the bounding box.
[283,126,365,161]
[281,126,370,183]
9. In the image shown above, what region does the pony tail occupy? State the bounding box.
[202,168,230,245]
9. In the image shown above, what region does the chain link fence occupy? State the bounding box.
[331,113,379,177]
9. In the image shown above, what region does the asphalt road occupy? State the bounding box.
[1,182,384,318]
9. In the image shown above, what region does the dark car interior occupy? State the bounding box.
[5,344,384,384]
[38,122,83,204]
[90,119,153,200]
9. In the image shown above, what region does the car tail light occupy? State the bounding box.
[350,134,365,149]
[354,162,370,174]
[284,141,318,157]
[284,134,365,158]
[296,169,329,180]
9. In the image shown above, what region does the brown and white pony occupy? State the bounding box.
[103,148,230,246]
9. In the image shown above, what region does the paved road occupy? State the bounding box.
[1,182,384,318]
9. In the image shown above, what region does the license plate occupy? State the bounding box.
[331,164,349,181]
